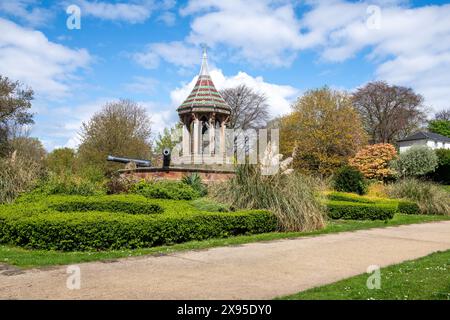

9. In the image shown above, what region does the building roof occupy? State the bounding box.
[397,131,450,143]
[177,48,231,116]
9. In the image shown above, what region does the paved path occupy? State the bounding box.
[1,221,450,300]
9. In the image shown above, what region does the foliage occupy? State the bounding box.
[220,84,270,129]
[182,172,208,197]
[391,146,438,177]
[326,200,396,220]
[45,148,77,176]
[387,178,450,215]
[280,87,367,176]
[349,143,397,180]
[0,195,276,251]
[131,180,200,200]
[0,75,34,156]
[333,166,367,195]
[25,173,105,198]
[190,198,231,212]
[397,201,421,215]
[427,119,450,138]
[105,174,139,194]
[0,155,43,203]
[153,123,182,154]
[211,165,326,232]
[428,148,450,184]
[10,136,46,164]
[77,99,152,175]
[48,195,163,215]
[352,81,426,143]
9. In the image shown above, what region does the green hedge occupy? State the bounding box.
[131,180,200,200]
[327,192,376,204]
[326,200,396,220]
[397,201,421,215]
[0,195,276,251]
[47,195,163,215]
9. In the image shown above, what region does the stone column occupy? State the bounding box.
[193,116,200,163]
[220,120,226,163]
[209,116,215,156]
[182,123,190,157]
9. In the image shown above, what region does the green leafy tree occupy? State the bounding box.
[154,123,182,154]
[0,76,34,156]
[428,120,450,138]
[392,146,438,177]
[429,149,450,184]
[280,87,367,176]
[45,148,77,175]
[10,136,46,164]
[78,99,153,175]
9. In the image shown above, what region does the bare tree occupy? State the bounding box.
[221,84,270,129]
[352,81,427,144]
[435,109,450,121]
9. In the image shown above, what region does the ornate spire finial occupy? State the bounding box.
[199,44,209,76]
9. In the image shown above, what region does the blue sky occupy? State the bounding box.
[1,0,449,151]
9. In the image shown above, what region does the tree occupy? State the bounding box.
[10,136,46,164]
[220,84,270,129]
[77,99,152,175]
[428,149,450,184]
[391,146,438,178]
[280,87,367,176]
[349,143,397,181]
[435,109,450,121]
[45,148,77,175]
[154,123,182,154]
[352,81,427,144]
[428,109,450,138]
[0,76,34,156]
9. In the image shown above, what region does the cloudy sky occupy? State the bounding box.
[1,0,449,151]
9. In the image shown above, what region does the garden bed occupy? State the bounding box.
[0,195,276,251]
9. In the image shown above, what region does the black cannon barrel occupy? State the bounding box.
[107,155,151,167]
[162,148,171,168]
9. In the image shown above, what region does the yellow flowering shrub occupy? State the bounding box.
[349,143,397,180]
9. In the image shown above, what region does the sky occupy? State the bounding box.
[1,0,450,151]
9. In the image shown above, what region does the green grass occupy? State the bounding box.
[1,213,448,269]
[278,250,450,300]
[441,185,450,193]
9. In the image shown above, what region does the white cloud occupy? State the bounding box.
[181,0,302,66]
[0,18,91,99]
[297,1,450,111]
[0,0,54,27]
[74,0,155,24]
[133,41,200,69]
[170,68,299,117]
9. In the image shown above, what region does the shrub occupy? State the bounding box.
[37,173,105,196]
[429,149,450,184]
[333,166,367,195]
[0,196,276,251]
[387,178,450,215]
[327,192,375,203]
[182,173,208,197]
[131,180,200,200]
[211,165,326,232]
[48,196,163,215]
[190,198,231,212]
[106,174,139,194]
[349,143,397,180]
[391,146,438,178]
[326,200,396,220]
[397,201,420,215]
[0,155,43,203]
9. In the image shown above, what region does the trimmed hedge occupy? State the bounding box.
[326,200,396,220]
[131,180,200,200]
[50,200,163,215]
[0,195,276,251]
[397,201,421,215]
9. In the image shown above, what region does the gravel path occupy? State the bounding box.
[1,221,450,300]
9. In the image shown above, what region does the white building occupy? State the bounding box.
[397,131,450,153]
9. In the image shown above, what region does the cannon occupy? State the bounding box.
[107,155,151,168]
[162,148,171,168]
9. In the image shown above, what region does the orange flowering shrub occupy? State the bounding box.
[349,143,397,180]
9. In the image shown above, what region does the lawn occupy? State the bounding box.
[1,213,448,268]
[278,250,450,300]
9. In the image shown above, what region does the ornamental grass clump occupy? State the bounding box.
[211,165,326,232]
[386,178,450,215]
